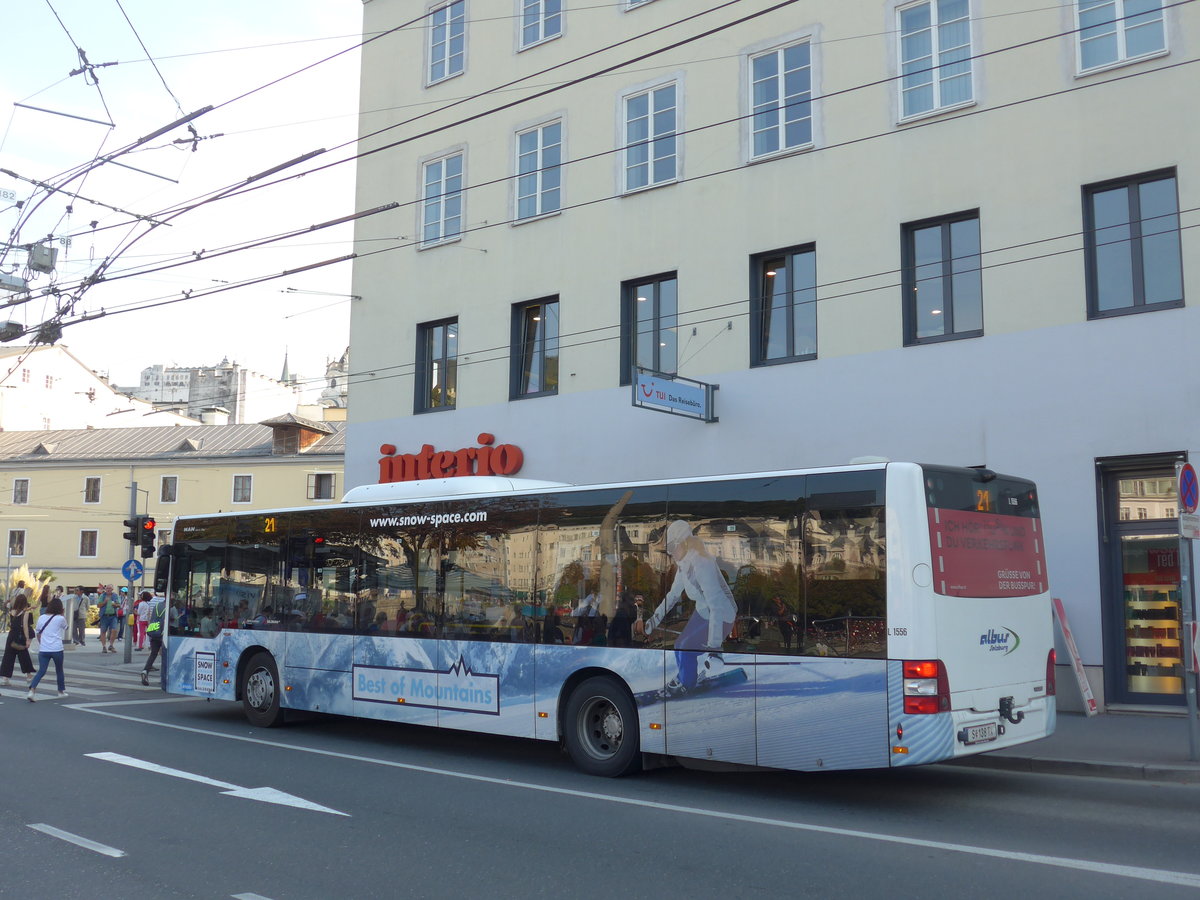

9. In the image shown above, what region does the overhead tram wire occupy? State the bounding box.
[17,4,1194,335]
[26,43,1196,310]
[42,0,1193,281]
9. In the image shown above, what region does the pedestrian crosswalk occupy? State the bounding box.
[0,664,162,700]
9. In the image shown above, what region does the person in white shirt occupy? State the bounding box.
[28,597,69,700]
[642,520,739,693]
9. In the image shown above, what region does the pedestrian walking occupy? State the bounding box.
[135,591,151,650]
[72,589,89,646]
[97,587,120,653]
[0,594,35,687]
[116,587,128,641]
[28,597,69,701]
[141,594,167,687]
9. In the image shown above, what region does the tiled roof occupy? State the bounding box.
[0,422,344,462]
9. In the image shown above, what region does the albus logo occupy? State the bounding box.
[979,627,1020,655]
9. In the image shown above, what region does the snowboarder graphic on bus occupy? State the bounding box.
[640,520,743,698]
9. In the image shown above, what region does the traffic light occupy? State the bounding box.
[140,516,157,558]
[123,517,142,544]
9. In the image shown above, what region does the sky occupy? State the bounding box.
[1,0,364,394]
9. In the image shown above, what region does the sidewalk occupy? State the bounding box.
[948,711,1200,784]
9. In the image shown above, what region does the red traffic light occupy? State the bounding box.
[142,517,156,532]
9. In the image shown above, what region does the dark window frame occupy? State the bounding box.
[750,244,818,367]
[901,209,983,346]
[510,297,560,400]
[415,317,459,413]
[1083,168,1183,320]
[620,272,678,387]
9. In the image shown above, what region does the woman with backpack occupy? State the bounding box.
[0,594,35,687]
[27,597,69,701]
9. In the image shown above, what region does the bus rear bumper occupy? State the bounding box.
[890,696,1056,767]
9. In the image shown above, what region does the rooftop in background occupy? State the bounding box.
[0,420,344,463]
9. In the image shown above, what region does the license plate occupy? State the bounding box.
[961,722,998,745]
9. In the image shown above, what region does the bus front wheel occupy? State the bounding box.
[242,652,283,728]
[564,676,641,777]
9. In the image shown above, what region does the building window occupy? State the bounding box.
[1084,170,1182,318]
[429,0,466,83]
[308,473,337,500]
[511,298,559,399]
[621,274,677,386]
[898,0,973,118]
[751,246,817,365]
[625,0,659,7]
[416,318,458,412]
[422,152,464,246]
[232,475,253,504]
[516,121,562,219]
[623,82,678,192]
[749,41,812,158]
[8,530,25,557]
[520,0,561,48]
[12,478,29,505]
[902,212,982,344]
[83,476,101,504]
[160,476,178,504]
[80,530,98,557]
[1077,0,1165,71]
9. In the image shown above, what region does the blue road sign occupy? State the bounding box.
[122,559,144,581]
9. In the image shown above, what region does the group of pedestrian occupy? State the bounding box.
[1,591,68,700]
[3,580,166,701]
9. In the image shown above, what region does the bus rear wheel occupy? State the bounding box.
[564,676,641,777]
[242,652,283,728]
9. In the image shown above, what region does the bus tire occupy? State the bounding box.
[563,676,641,777]
[242,651,283,728]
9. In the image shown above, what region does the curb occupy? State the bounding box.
[945,754,1200,784]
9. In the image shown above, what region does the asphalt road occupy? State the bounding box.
[3,658,1199,900]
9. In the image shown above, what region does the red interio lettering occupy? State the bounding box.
[378,437,524,483]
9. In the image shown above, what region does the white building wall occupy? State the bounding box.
[348,1,1199,708]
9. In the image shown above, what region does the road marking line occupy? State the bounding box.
[68,697,199,709]
[27,823,125,857]
[232,893,275,899]
[73,705,1200,889]
[87,751,349,816]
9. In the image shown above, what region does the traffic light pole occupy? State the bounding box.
[124,481,136,664]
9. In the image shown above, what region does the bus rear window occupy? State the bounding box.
[922,466,1046,598]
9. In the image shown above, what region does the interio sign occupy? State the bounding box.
[378,433,524,483]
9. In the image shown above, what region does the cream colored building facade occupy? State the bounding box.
[1,417,343,590]
[347,2,1198,711]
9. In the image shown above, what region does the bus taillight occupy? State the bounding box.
[902,659,950,714]
[1046,649,1056,696]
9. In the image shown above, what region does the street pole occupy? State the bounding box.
[124,481,137,665]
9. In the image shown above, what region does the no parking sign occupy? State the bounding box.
[1179,463,1200,539]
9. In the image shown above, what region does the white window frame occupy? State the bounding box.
[12,478,29,505]
[518,0,562,50]
[79,530,99,558]
[419,149,466,248]
[307,472,337,501]
[514,118,563,221]
[895,0,975,122]
[1075,0,1167,74]
[624,0,659,9]
[8,529,26,558]
[427,0,467,85]
[745,36,815,161]
[618,76,682,195]
[160,475,179,504]
[83,476,101,504]
[232,474,253,505]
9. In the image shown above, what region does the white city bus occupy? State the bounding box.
[161,462,1055,776]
